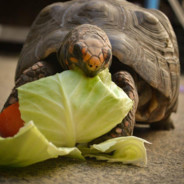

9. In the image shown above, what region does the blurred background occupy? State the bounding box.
[0,0,184,107]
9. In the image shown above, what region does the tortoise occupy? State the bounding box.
[4,0,180,137]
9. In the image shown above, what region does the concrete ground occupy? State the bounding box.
[0,53,184,184]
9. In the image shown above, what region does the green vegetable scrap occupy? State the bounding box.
[79,136,150,166]
[0,121,83,167]
[0,69,149,167]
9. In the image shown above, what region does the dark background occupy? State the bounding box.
[0,0,183,72]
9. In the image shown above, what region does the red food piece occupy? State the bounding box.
[0,102,24,137]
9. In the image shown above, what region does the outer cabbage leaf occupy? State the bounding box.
[18,69,133,147]
[80,136,150,166]
[0,121,83,167]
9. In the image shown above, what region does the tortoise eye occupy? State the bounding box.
[73,43,83,58]
[102,48,111,63]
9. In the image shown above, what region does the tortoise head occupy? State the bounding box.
[58,24,112,77]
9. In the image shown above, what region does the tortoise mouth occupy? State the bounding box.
[81,64,102,77]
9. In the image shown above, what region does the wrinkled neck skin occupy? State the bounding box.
[57,24,112,77]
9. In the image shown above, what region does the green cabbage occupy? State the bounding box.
[0,121,83,167]
[18,69,133,147]
[79,136,150,166]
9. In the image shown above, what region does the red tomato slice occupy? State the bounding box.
[0,102,24,137]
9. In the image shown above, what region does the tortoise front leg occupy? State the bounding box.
[90,71,139,144]
[111,71,139,136]
[3,61,58,110]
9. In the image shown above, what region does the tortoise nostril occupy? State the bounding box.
[89,64,98,69]
[88,56,101,71]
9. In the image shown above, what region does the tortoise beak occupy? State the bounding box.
[82,66,101,77]
[82,53,111,77]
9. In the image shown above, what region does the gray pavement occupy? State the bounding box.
[0,53,183,184]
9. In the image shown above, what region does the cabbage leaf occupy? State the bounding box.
[0,121,83,167]
[80,136,150,166]
[18,69,133,147]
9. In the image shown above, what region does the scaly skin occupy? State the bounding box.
[3,61,57,110]
[111,71,138,136]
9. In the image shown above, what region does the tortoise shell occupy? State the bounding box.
[15,0,180,109]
